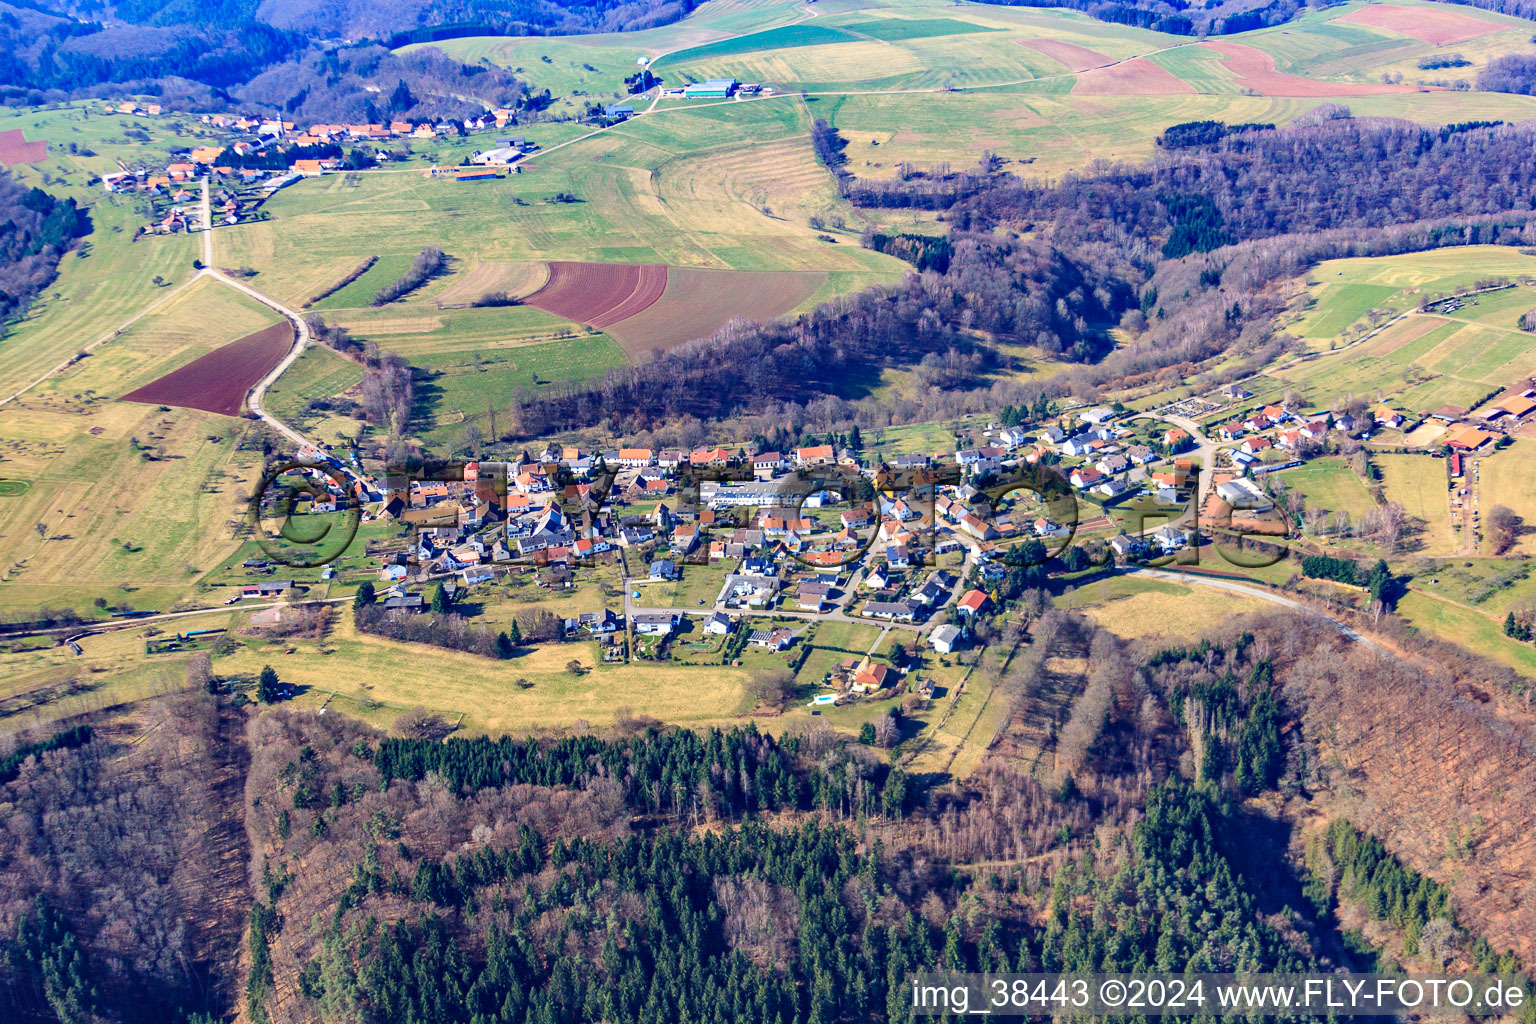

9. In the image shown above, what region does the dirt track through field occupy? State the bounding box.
[120,321,295,417]
[522,261,668,328]
[604,267,826,358]
[1336,3,1506,45]
[1072,57,1195,95]
[0,129,46,167]
[1197,40,1428,96]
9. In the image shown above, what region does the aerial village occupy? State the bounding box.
[99,77,767,226]
[235,363,1536,709]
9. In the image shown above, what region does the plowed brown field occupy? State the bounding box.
[120,322,294,417]
[1198,40,1427,96]
[1016,38,1112,73]
[1337,3,1505,44]
[1073,58,1195,95]
[604,268,826,358]
[522,262,667,328]
[0,129,46,167]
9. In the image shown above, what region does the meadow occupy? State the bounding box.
[1286,246,1536,346]
[1274,457,1378,521]
[0,265,311,617]
[1239,249,1536,416]
[33,276,281,401]
[415,0,1536,185]
[0,400,261,616]
[213,100,903,308]
[260,345,366,445]
[1061,573,1271,640]
[1396,589,1536,677]
[1478,444,1536,557]
[213,607,758,735]
[1376,454,1456,555]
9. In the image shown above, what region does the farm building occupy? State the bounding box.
[684,79,737,98]
[454,167,502,182]
[1495,393,1536,419]
[605,104,635,119]
[471,147,521,165]
[1445,425,1495,451]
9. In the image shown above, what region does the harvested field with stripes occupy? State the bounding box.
[120,322,294,417]
[433,261,549,308]
[522,262,668,328]
[604,267,826,357]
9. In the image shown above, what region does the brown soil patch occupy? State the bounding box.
[1198,39,1425,96]
[1072,57,1195,95]
[1017,37,1113,73]
[605,268,825,359]
[1336,3,1505,45]
[523,261,667,328]
[120,321,294,417]
[435,261,549,308]
[0,128,47,167]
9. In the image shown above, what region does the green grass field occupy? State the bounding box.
[1063,574,1271,639]
[1376,454,1455,555]
[1250,248,1536,415]
[0,400,260,616]
[214,608,758,734]
[1478,443,1536,557]
[214,100,903,312]
[1397,589,1536,677]
[1274,457,1378,520]
[260,344,367,443]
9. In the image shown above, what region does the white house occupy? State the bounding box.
[930,624,962,654]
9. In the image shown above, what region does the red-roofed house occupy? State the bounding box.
[957,590,988,616]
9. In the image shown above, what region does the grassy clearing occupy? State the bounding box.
[1274,457,1377,520]
[213,608,756,734]
[1062,574,1270,639]
[1397,590,1536,677]
[1376,454,1455,555]
[0,400,261,615]
[1478,443,1536,557]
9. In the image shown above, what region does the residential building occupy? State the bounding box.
[930,624,962,654]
